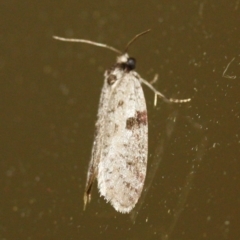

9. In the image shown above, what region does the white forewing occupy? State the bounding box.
[97,69,148,213]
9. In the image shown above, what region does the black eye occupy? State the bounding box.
[126,57,136,71]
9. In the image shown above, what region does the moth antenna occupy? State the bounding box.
[124,29,151,53]
[53,36,122,54]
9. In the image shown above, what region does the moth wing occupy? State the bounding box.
[84,79,111,205]
[98,73,148,213]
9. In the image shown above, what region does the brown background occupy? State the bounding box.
[1,0,240,239]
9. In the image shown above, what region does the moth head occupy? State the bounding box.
[117,53,136,71]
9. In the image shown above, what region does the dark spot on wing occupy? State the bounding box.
[126,111,147,130]
[114,124,119,133]
[107,74,117,85]
[136,111,147,125]
[117,100,124,107]
[126,117,137,130]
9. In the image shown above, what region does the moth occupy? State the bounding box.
[53,30,190,213]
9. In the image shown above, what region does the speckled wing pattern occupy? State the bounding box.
[84,54,148,213]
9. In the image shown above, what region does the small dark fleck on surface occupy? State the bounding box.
[126,117,137,130]
[118,100,124,107]
[107,74,117,85]
[136,111,147,125]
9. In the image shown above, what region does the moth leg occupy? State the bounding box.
[149,74,158,85]
[140,77,191,106]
